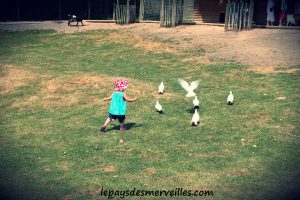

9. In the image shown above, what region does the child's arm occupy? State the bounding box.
[123,93,138,102]
[103,93,113,101]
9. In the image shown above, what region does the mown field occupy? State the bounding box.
[0,29,299,200]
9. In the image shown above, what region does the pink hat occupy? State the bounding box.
[114,78,128,92]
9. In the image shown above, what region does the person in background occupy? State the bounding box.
[267,0,275,26]
[279,0,288,26]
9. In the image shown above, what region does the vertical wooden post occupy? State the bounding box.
[233,2,236,30]
[116,0,119,23]
[249,0,254,29]
[113,2,116,20]
[88,0,91,20]
[229,2,233,30]
[179,0,183,24]
[171,0,176,27]
[167,0,170,27]
[244,3,249,29]
[228,2,232,30]
[239,1,243,31]
[224,0,230,31]
[134,0,136,22]
[235,3,239,31]
[233,3,236,30]
[160,0,165,26]
[251,0,254,29]
[246,2,249,29]
[121,4,123,24]
[139,0,144,21]
[243,2,245,29]
[126,0,130,24]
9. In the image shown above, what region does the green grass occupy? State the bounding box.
[0,29,299,200]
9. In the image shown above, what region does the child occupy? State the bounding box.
[100,78,138,132]
[267,0,275,26]
[279,0,288,26]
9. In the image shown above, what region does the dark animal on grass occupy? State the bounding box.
[68,14,84,26]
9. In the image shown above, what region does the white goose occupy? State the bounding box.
[193,96,199,109]
[191,109,200,126]
[155,100,163,113]
[227,91,234,105]
[158,81,164,94]
[178,79,200,97]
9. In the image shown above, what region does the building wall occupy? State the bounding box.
[142,0,195,22]
[143,0,161,20]
[2,0,299,25]
[0,0,114,21]
[0,0,61,21]
[90,0,114,20]
[0,1,19,21]
[194,0,226,23]
[253,0,268,25]
[182,0,196,22]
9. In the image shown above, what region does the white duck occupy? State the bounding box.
[191,109,200,126]
[178,79,200,97]
[155,100,163,113]
[193,96,199,109]
[158,81,164,94]
[227,91,234,105]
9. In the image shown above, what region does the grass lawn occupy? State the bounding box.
[0,29,299,200]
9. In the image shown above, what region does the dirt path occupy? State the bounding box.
[1,21,299,67]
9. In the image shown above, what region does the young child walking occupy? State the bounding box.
[100,78,138,132]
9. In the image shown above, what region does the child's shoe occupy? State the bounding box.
[100,126,106,132]
[120,127,125,132]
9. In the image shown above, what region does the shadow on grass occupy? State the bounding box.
[186,107,198,114]
[156,111,165,114]
[104,122,142,132]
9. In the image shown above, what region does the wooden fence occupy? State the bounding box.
[224,0,254,31]
[114,4,136,24]
[160,0,183,27]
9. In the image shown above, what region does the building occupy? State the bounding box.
[0,0,113,21]
[1,0,299,26]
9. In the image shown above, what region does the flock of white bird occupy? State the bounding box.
[155,79,234,126]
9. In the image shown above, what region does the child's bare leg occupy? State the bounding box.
[120,120,125,131]
[103,118,112,127]
[100,118,112,132]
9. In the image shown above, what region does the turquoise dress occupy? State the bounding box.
[109,91,126,115]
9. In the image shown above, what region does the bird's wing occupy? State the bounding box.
[227,94,233,102]
[178,79,190,92]
[226,95,230,102]
[192,113,199,122]
[156,104,162,111]
[155,101,161,108]
[193,99,199,105]
[159,105,162,110]
[190,80,200,90]
[159,82,164,91]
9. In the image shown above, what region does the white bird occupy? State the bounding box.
[155,100,163,113]
[227,91,234,105]
[191,109,200,126]
[158,81,164,94]
[193,96,199,109]
[177,79,200,97]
